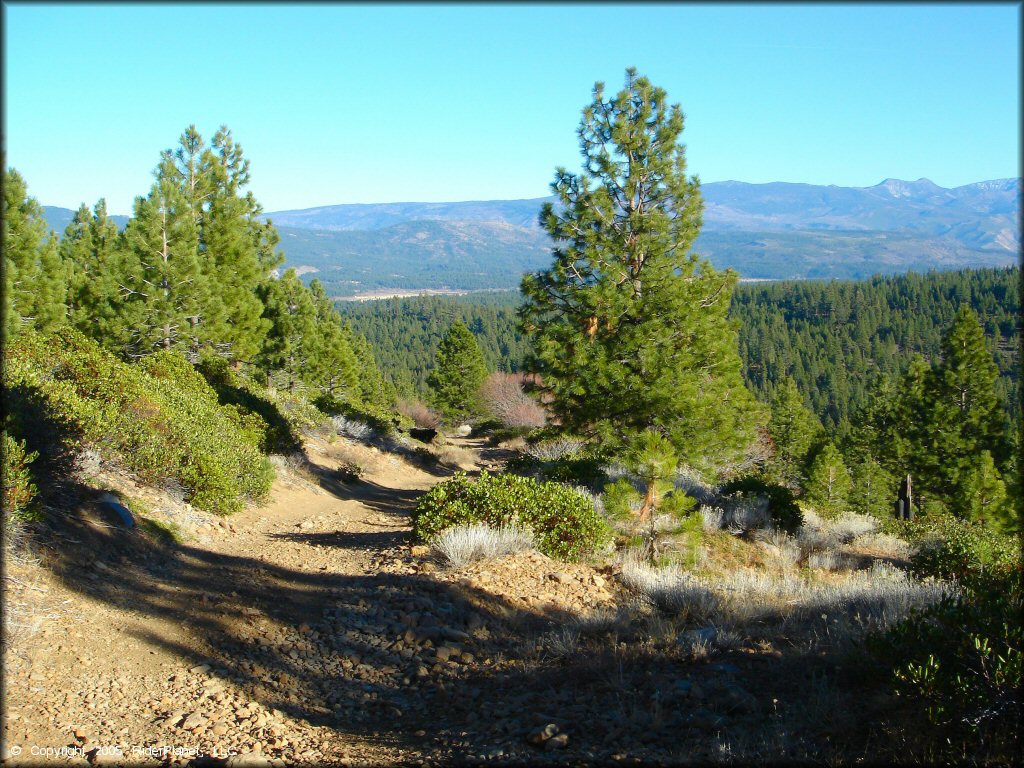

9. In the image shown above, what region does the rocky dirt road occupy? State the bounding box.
[3,435,814,767]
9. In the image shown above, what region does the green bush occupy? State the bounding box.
[868,563,1022,753]
[886,514,1020,581]
[507,443,609,489]
[4,328,273,515]
[719,476,803,533]
[2,432,40,525]
[195,355,300,453]
[324,398,401,436]
[412,471,611,561]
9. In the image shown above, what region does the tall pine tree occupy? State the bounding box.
[120,154,204,356]
[307,279,359,400]
[198,127,279,363]
[519,69,760,511]
[427,322,488,422]
[806,442,853,516]
[766,376,823,490]
[61,199,129,350]
[3,168,66,335]
[256,268,319,392]
[926,308,1009,516]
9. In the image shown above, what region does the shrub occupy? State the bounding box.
[510,437,608,489]
[334,400,399,436]
[619,552,721,622]
[397,398,442,429]
[412,471,611,561]
[195,354,301,453]
[719,476,803,533]
[698,505,725,533]
[869,563,1022,750]
[1,432,39,526]
[4,328,273,516]
[524,436,588,461]
[478,372,547,429]
[430,522,535,567]
[907,516,1019,581]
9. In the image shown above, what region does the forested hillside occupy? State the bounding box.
[732,267,1020,435]
[339,294,529,396]
[340,266,1021,436]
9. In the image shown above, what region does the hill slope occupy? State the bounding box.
[267,178,1020,294]
[42,178,1020,294]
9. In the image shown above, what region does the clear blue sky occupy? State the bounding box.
[3,3,1020,215]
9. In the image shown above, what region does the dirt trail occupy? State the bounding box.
[2,436,627,767]
[2,436,473,765]
[3,434,828,767]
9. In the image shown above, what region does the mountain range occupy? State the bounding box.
[43,177,1020,297]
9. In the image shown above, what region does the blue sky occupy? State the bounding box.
[3,3,1020,215]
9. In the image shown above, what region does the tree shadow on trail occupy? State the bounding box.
[29,493,631,763]
[268,529,408,552]
[24,462,912,766]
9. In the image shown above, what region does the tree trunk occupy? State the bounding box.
[638,479,658,522]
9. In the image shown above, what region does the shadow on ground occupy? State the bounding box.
[19,440,943,766]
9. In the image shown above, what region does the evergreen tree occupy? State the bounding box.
[256,269,318,392]
[307,279,359,400]
[2,168,66,335]
[197,127,278,363]
[519,68,760,512]
[848,454,895,519]
[881,356,933,484]
[427,321,488,422]
[120,154,203,356]
[928,307,1008,486]
[350,329,394,413]
[952,450,1009,529]
[61,199,129,350]
[766,376,823,489]
[805,442,852,516]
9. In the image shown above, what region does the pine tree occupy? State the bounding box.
[256,269,318,392]
[427,322,488,422]
[519,68,760,513]
[806,442,852,516]
[3,168,67,335]
[61,199,129,351]
[307,279,359,400]
[766,376,823,490]
[197,127,278,363]
[883,356,933,482]
[350,329,394,413]
[848,454,895,519]
[927,307,1008,489]
[953,451,1009,529]
[120,154,204,356]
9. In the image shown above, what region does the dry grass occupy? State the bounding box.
[619,550,722,623]
[807,548,859,572]
[431,443,478,469]
[619,552,953,648]
[430,523,535,567]
[699,505,725,533]
[524,437,587,461]
[331,415,376,442]
[2,536,61,657]
[852,531,913,561]
[721,493,771,533]
[327,440,386,477]
[753,529,802,570]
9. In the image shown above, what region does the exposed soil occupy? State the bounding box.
[3,435,894,767]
